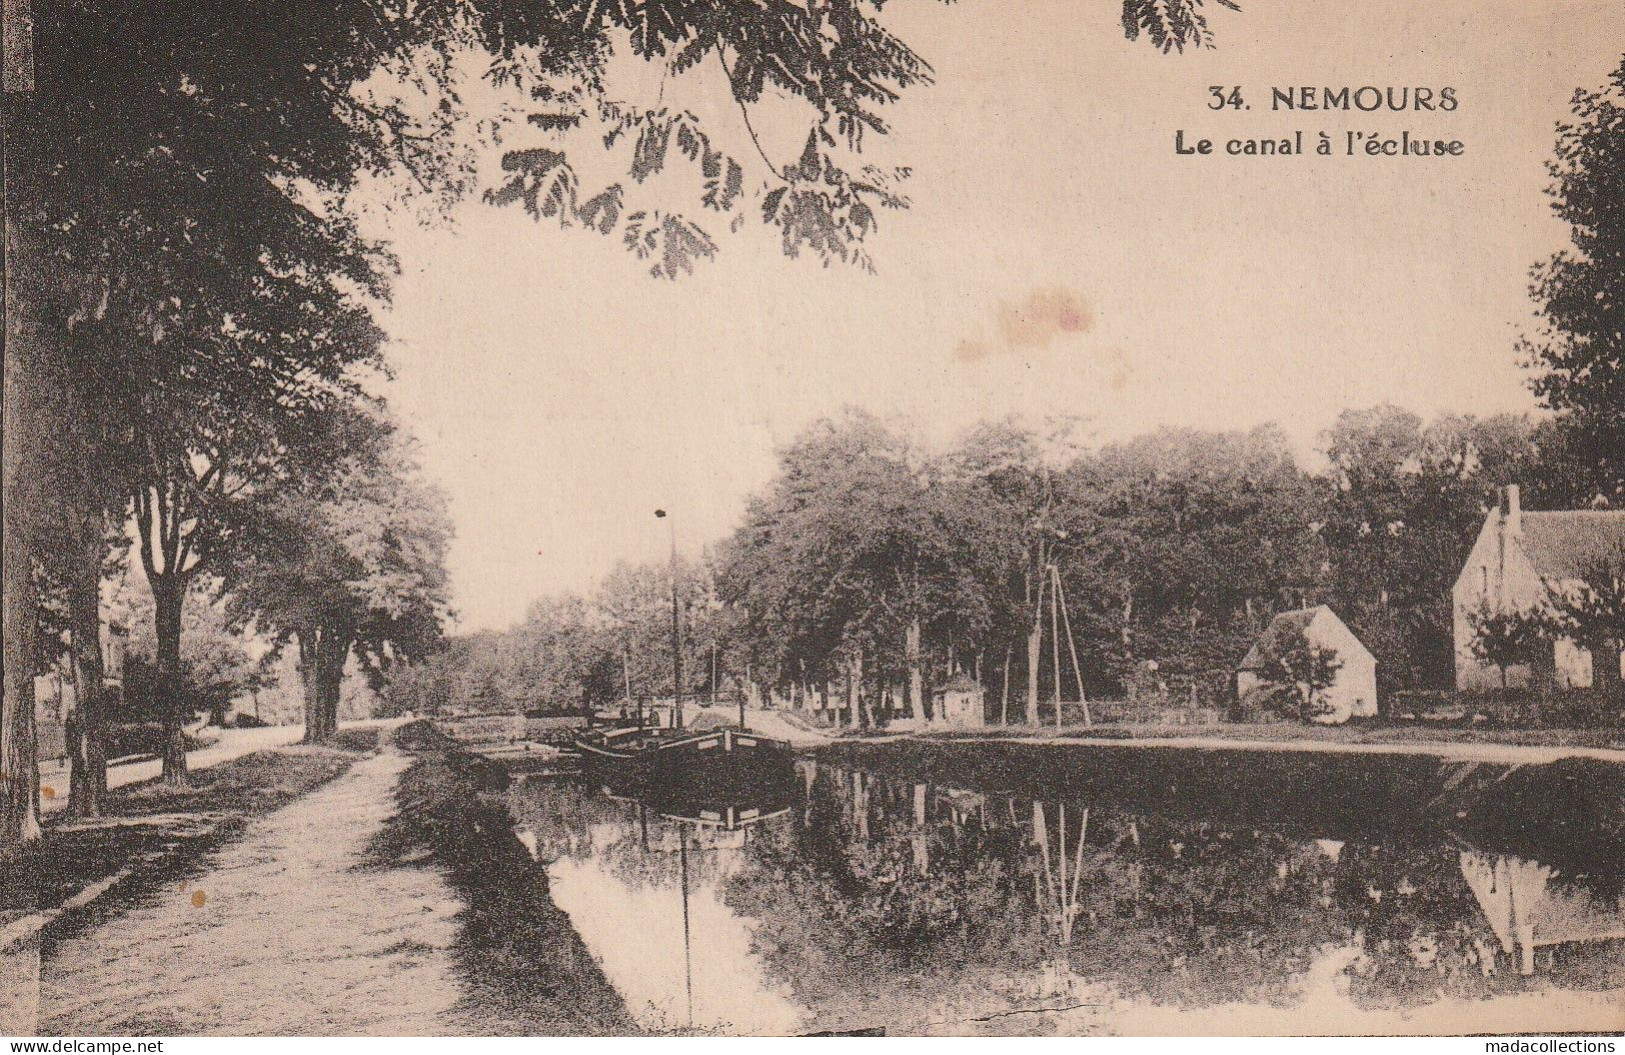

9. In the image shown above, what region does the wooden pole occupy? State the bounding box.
[1051,564,1062,729]
[1054,566,1091,726]
[1000,643,1012,725]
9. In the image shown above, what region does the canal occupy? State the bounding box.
[505,743,1625,1036]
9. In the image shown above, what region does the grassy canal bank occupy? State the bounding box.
[375,721,638,1035]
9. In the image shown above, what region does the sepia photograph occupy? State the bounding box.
[2,0,1623,1040]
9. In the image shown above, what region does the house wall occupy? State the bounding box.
[1307,610,1378,723]
[1314,649,1378,723]
[939,689,985,729]
[1453,510,1548,691]
[1235,609,1378,723]
[1451,510,1616,691]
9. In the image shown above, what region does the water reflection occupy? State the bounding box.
[510,769,805,1035]
[509,753,1625,1036]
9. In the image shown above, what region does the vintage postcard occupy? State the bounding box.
[3,0,1622,1040]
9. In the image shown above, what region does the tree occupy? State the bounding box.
[1465,603,1553,691]
[946,419,1080,724]
[720,411,1003,727]
[500,593,613,714]
[1256,623,1343,720]
[1318,406,1564,693]
[112,577,273,727]
[11,286,131,820]
[226,429,453,742]
[1064,425,1323,693]
[1545,546,1625,695]
[1521,57,1625,504]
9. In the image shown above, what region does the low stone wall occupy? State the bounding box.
[436,714,525,745]
[436,713,589,745]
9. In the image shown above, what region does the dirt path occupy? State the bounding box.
[39,737,467,1036]
[974,733,1625,765]
[700,705,1622,765]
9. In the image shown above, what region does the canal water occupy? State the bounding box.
[505,744,1625,1036]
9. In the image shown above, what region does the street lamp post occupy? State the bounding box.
[655,509,684,730]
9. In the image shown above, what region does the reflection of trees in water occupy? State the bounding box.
[507,761,1624,1024]
[507,776,618,860]
[725,763,1625,1017]
[1062,819,1345,1007]
[729,764,1354,1012]
[723,765,1048,1029]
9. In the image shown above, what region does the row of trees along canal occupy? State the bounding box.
[388,60,1625,727]
[390,393,1623,728]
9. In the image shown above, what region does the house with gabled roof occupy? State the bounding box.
[1236,605,1378,723]
[1452,485,1625,691]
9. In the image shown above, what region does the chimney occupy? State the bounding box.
[1501,484,1521,536]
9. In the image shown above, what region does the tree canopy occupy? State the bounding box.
[1522,57,1625,504]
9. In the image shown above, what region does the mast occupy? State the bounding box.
[656,509,684,729]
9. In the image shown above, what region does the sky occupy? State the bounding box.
[352,0,1624,632]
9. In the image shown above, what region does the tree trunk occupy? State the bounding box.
[2,523,41,855]
[859,663,877,729]
[2,156,43,858]
[154,582,189,787]
[1594,640,1621,697]
[298,627,347,744]
[298,631,321,742]
[906,616,924,722]
[67,525,107,817]
[846,649,862,729]
[317,628,347,740]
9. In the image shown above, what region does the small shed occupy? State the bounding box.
[932,673,986,729]
[1236,605,1378,724]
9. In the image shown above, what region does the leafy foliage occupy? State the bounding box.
[114,581,275,726]
[225,424,454,738]
[1317,406,1576,694]
[1121,0,1243,52]
[1465,603,1553,689]
[480,0,1230,275]
[1543,544,1625,689]
[1521,58,1625,504]
[1253,622,1343,720]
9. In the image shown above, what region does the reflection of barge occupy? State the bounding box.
[573,724,790,771]
[592,741,798,831]
[660,802,792,831]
